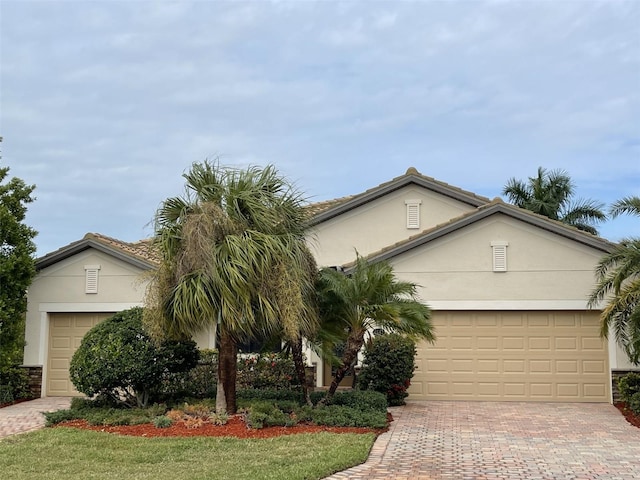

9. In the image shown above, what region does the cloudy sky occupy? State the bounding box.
[2,0,639,256]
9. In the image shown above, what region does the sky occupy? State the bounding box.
[1,0,639,257]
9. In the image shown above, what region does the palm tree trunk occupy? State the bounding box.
[217,329,238,415]
[290,336,312,406]
[322,329,365,404]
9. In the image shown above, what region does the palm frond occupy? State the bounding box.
[610,196,640,219]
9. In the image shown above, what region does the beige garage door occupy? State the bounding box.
[410,311,609,402]
[47,312,113,396]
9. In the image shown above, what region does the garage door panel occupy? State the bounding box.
[409,311,609,402]
[47,312,112,396]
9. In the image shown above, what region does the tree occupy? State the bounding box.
[589,195,640,364]
[502,167,606,235]
[316,254,435,402]
[145,162,317,414]
[0,154,37,374]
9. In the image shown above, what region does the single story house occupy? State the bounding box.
[23,167,636,402]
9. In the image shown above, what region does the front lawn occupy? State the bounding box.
[0,427,374,480]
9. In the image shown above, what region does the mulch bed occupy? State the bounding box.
[55,414,391,439]
[614,402,640,428]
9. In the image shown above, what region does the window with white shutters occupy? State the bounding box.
[491,242,508,272]
[405,200,422,229]
[84,265,101,293]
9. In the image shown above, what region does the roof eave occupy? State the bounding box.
[309,174,489,227]
[36,239,157,272]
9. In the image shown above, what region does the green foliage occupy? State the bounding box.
[502,166,606,234]
[245,401,296,429]
[618,373,640,403]
[0,164,37,373]
[153,415,173,428]
[0,366,31,400]
[69,308,198,407]
[629,392,640,415]
[163,349,218,399]
[237,353,300,390]
[237,388,303,403]
[358,334,417,406]
[44,409,81,426]
[316,254,433,400]
[331,389,388,412]
[297,405,388,428]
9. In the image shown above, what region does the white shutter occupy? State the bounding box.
[405,200,422,229]
[84,265,101,293]
[491,242,508,272]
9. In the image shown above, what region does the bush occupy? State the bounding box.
[69,308,198,407]
[0,366,31,400]
[297,405,387,428]
[245,401,296,429]
[153,415,173,428]
[161,349,218,400]
[618,373,640,404]
[358,333,417,406]
[44,409,81,426]
[630,392,640,415]
[331,390,388,412]
[237,353,300,390]
[238,388,304,403]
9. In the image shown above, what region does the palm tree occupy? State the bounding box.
[145,162,318,414]
[315,254,435,402]
[502,167,606,234]
[589,196,640,364]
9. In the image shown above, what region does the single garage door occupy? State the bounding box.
[409,311,609,402]
[47,312,113,396]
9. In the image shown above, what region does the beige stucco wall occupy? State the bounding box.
[389,214,604,305]
[309,185,476,267]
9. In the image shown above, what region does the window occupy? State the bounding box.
[491,242,508,272]
[84,265,101,293]
[405,199,422,229]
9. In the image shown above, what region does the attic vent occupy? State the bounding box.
[491,242,508,272]
[84,265,101,294]
[405,200,422,229]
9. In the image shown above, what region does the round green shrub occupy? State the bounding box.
[618,372,640,404]
[357,333,417,406]
[69,307,199,407]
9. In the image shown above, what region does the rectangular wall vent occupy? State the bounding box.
[84,265,101,294]
[491,242,508,272]
[405,200,422,229]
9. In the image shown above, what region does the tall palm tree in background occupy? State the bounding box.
[145,162,317,414]
[315,255,435,402]
[589,196,640,364]
[502,167,606,235]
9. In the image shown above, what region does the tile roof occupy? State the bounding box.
[84,233,160,265]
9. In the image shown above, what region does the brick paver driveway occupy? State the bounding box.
[0,397,71,438]
[326,401,640,480]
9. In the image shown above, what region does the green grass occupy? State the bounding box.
[0,427,374,480]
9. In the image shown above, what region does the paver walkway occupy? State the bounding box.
[325,401,640,480]
[0,397,71,438]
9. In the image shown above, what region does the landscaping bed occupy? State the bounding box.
[615,402,640,429]
[56,414,387,438]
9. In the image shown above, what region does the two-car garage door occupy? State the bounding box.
[47,313,113,396]
[409,311,609,402]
